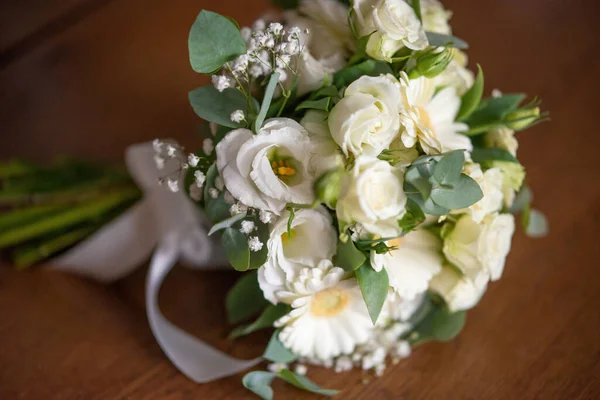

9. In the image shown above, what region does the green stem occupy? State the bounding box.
[276,90,291,117]
[0,203,70,232]
[0,187,140,248]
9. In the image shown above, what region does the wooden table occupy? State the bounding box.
[1,0,599,398]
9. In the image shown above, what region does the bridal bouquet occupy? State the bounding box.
[154,0,548,397]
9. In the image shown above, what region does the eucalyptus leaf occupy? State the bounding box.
[189,86,248,128]
[249,218,270,269]
[242,371,276,400]
[356,261,389,325]
[525,208,548,238]
[398,198,426,232]
[277,369,339,397]
[203,164,231,223]
[229,304,289,339]
[509,186,533,213]
[456,64,484,121]
[426,32,469,49]
[335,236,366,271]
[189,10,246,73]
[410,303,466,345]
[333,60,393,88]
[470,147,519,164]
[430,174,483,210]
[226,270,269,324]
[263,330,298,363]
[208,212,247,236]
[221,227,250,272]
[432,150,465,185]
[255,72,280,132]
[295,97,331,112]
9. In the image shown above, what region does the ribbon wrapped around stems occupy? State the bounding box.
[49,142,260,382]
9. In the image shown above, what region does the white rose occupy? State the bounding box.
[258,207,337,304]
[300,110,344,177]
[429,267,488,312]
[354,0,428,61]
[371,230,443,300]
[215,118,315,214]
[443,213,515,282]
[337,156,407,237]
[421,0,453,35]
[329,74,402,156]
[459,163,504,223]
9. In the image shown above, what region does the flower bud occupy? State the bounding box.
[314,168,344,208]
[505,107,540,130]
[412,46,453,79]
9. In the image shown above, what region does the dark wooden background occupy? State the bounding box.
[1,0,599,398]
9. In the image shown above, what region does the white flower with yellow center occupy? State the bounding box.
[353,0,428,61]
[300,110,344,178]
[215,118,315,214]
[443,213,515,282]
[429,266,488,312]
[370,230,443,300]
[258,207,337,304]
[433,49,475,96]
[458,163,504,223]
[337,156,407,237]
[329,74,402,157]
[398,72,472,154]
[275,260,374,361]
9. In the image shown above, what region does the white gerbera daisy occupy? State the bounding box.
[275,260,374,361]
[398,72,472,154]
[370,230,443,301]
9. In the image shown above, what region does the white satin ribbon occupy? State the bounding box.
[50,142,260,383]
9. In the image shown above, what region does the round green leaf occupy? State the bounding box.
[189,86,248,128]
[221,227,250,271]
[355,261,389,325]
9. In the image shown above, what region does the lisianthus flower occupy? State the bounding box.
[300,110,344,177]
[275,260,374,361]
[433,49,475,96]
[457,163,504,223]
[429,266,488,312]
[421,0,453,35]
[258,207,337,304]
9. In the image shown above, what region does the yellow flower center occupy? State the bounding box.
[280,229,297,244]
[417,106,433,130]
[310,288,349,317]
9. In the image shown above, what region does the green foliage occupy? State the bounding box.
[229,304,289,339]
[221,227,251,272]
[408,297,466,345]
[425,32,469,49]
[355,260,389,325]
[277,369,339,397]
[411,0,422,21]
[333,60,393,88]
[270,0,300,9]
[189,86,252,128]
[470,148,519,164]
[203,164,230,223]
[456,64,484,121]
[295,97,332,112]
[249,216,270,269]
[255,72,280,132]
[263,330,298,363]
[335,235,366,271]
[523,207,549,238]
[207,212,247,236]
[398,198,426,232]
[188,10,246,73]
[411,45,452,78]
[430,174,483,210]
[226,270,269,324]
[242,371,277,400]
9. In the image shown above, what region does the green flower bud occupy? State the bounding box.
[505,107,540,130]
[314,168,345,208]
[412,46,453,79]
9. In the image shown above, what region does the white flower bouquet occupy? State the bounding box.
[154,0,549,397]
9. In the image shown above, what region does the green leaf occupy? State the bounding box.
[333,60,393,88]
[430,174,483,210]
[188,10,246,73]
[456,64,484,121]
[203,164,231,223]
[355,261,389,325]
[249,218,270,269]
[509,186,533,213]
[229,304,289,339]
[263,330,298,363]
[255,72,280,132]
[410,303,466,345]
[335,236,366,272]
[470,148,519,164]
[465,93,526,128]
[277,369,339,397]
[270,0,300,9]
[208,212,247,236]
[525,208,548,238]
[242,371,276,400]
[189,86,248,128]
[314,85,340,99]
[295,97,332,112]
[432,150,465,185]
[398,198,426,232]
[226,270,269,324]
[411,0,422,21]
[221,227,250,272]
[426,32,469,49]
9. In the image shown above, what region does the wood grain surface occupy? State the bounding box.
[1,0,599,398]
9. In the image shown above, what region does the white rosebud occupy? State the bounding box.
[187,153,199,167]
[421,0,453,35]
[194,170,206,187]
[202,138,214,156]
[248,236,264,252]
[230,109,245,123]
[336,156,407,237]
[240,220,255,234]
[429,267,488,312]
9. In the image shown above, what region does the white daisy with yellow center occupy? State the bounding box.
[274,260,374,361]
[398,72,472,155]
